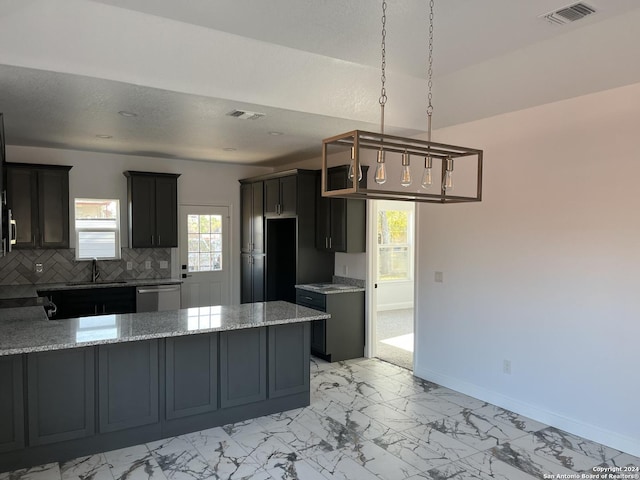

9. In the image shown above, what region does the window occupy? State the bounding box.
[187,214,223,272]
[377,209,413,281]
[75,198,120,260]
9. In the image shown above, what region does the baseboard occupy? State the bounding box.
[377,302,413,312]
[413,365,640,458]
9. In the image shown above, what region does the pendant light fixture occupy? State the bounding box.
[321,0,483,203]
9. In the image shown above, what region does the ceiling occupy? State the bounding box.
[1,0,640,166]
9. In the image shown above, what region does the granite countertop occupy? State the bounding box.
[0,279,183,303]
[295,282,365,294]
[0,301,330,356]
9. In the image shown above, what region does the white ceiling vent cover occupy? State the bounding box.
[540,2,596,25]
[225,109,265,120]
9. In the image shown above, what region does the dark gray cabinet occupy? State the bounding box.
[240,182,264,254]
[0,356,24,453]
[124,171,180,248]
[317,165,367,253]
[40,286,136,319]
[296,289,365,362]
[240,253,264,304]
[98,340,159,433]
[6,163,71,249]
[27,348,94,445]
[264,175,296,216]
[268,323,310,398]
[220,328,267,408]
[165,334,218,420]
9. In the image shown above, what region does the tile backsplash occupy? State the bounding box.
[0,248,172,285]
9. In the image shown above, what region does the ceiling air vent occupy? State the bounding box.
[540,2,596,25]
[225,109,265,120]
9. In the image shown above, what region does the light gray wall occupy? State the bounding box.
[6,146,272,304]
[413,82,640,457]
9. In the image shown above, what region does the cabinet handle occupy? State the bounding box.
[94,305,98,315]
[158,235,161,245]
[151,235,154,246]
[325,237,328,249]
[329,237,332,249]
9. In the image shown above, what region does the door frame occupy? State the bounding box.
[365,199,417,365]
[176,203,234,306]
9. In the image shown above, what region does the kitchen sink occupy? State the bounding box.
[66,280,128,286]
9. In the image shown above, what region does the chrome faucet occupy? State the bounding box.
[91,258,100,283]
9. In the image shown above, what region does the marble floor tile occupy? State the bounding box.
[0,463,61,480]
[335,439,421,479]
[355,359,409,377]
[291,408,364,451]
[320,386,376,412]
[404,392,468,417]
[535,426,622,465]
[222,418,269,438]
[104,445,167,480]
[358,403,422,433]
[371,431,452,470]
[456,450,539,480]
[309,452,382,480]
[264,457,328,480]
[60,454,114,480]
[421,461,486,480]
[607,452,640,468]
[509,429,614,471]
[426,410,528,451]
[402,423,480,461]
[422,388,487,411]
[385,397,448,425]
[190,433,264,480]
[321,402,393,440]
[232,431,298,471]
[472,404,549,434]
[490,442,580,478]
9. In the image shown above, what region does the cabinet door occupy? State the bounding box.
[129,175,156,248]
[310,320,326,355]
[27,348,95,445]
[315,174,330,250]
[98,340,159,433]
[268,323,310,398]
[101,287,136,315]
[279,176,297,216]
[155,176,178,247]
[251,182,264,253]
[219,328,266,408]
[38,169,70,248]
[252,255,265,302]
[6,167,37,248]
[240,254,253,304]
[0,356,24,453]
[165,334,218,419]
[240,183,252,253]
[264,178,280,216]
[328,169,348,252]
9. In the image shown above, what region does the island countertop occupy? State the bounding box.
[0,301,329,356]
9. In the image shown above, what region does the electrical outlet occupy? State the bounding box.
[126,262,133,271]
[160,260,168,269]
[35,263,43,274]
[145,260,152,270]
[435,271,443,283]
[503,359,512,375]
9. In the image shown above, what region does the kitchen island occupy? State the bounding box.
[0,301,328,472]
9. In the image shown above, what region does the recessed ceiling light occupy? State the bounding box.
[223,147,237,152]
[268,131,284,136]
[118,110,138,117]
[96,134,113,139]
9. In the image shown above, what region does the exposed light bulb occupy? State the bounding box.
[400,150,412,187]
[442,157,454,192]
[347,147,363,182]
[374,150,387,185]
[421,156,433,189]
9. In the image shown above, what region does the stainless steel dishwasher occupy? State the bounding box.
[136,284,181,312]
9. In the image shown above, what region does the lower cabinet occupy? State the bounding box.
[165,334,218,419]
[98,340,159,433]
[27,348,95,445]
[40,287,136,320]
[268,323,310,398]
[219,328,267,408]
[0,356,24,453]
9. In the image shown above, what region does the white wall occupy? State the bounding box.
[6,146,271,304]
[413,82,640,457]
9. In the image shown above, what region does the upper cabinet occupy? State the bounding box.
[124,171,180,248]
[264,175,297,217]
[6,163,71,249]
[316,165,368,253]
[240,182,264,254]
